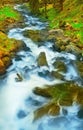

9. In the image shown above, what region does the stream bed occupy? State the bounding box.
[0,5,83,130]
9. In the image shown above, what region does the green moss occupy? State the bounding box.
[0,6,20,21]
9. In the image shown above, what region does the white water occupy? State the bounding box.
[0,5,83,130]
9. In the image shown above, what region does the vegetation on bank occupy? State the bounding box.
[28,0,83,45]
[0,6,20,21]
[0,3,22,75]
[0,5,21,31]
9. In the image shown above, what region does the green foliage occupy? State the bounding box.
[0,6,20,21]
[39,0,83,44]
[29,0,40,14]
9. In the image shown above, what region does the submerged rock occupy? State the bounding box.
[15,73,23,82]
[77,108,83,119]
[17,110,27,119]
[37,52,48,67]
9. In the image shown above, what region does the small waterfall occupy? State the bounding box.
[0,4,83,130]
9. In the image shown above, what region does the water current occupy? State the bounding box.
[0,4,83,130]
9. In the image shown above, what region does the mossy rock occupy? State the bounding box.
[33,82,83,120]
[37,52,48,67]
[0,59,6,75]
[65,43,82,55]
[51,71,64,80]
[75,61,83,79]
[23,30,46,43]
[77,89,83,105]
[33,87,52,98]
[53,60,67,73]
[2,56,11,67]
[34,102,60,121]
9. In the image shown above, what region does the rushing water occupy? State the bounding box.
[0,5,83,130]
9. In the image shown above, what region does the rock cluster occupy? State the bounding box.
[33,82,83,120]
[47,28,83,56]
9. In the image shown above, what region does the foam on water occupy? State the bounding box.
[0,4,83,130]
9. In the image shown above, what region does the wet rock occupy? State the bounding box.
[47,29,64,42]
[62,108,68,115]
[37,52,48,67]
[65,43,82,55]
[48,29,64,38]
[48,104,60,116]
[33,87,52,98]
[0,59,6,75]
[53,60,67,73]
[17,110,27,119]
[34,103,60,121]
[2,56,12,68]
[15,73,23,82]
[77,89,83,105]
[75,61,83,79]
[23,30,47,43]
[15,55,22,61]
[59,94,73,106]
[77,108,83,119]
[51,71,64,80]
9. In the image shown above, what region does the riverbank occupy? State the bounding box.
[0,1,25,75]
[0,1,83,75]
[24,0,83,58]
[39,0,83,56]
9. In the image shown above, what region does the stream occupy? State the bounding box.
[0,4,83,130]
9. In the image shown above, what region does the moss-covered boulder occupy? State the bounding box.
[37,52,48,67]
